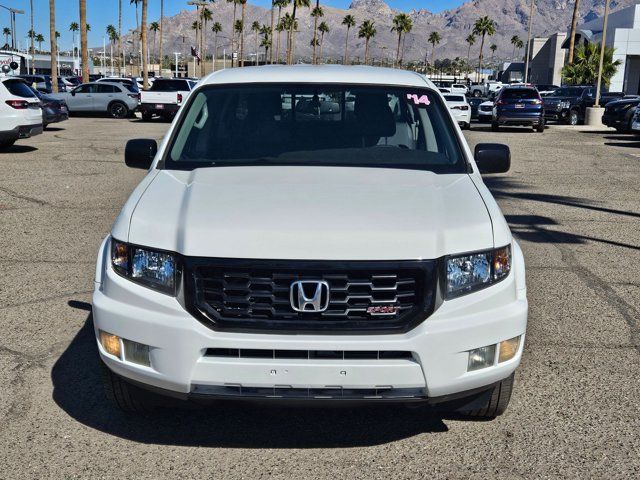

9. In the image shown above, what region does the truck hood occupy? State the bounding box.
[126,167,495,260]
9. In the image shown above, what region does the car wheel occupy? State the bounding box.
[0,139,15,149]
[465,122,471,130]
[536,119,545,132]
[141,112,153,122]
[568,110,579,126]
[108,101,129,119]
[101,362,154,414]
[458,373,515,419]
[43,123,48,130]
[491,122,499,132]
[473,90,481,97]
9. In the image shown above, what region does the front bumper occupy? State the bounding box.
[93,237,528,401]
[544,109,568,121]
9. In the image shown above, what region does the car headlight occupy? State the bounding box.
[445,245,511,299]
[111,239,179,295]
[559,100,571,109]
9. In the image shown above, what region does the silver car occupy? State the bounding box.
[50,82,139,118]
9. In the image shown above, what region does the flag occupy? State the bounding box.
[191,46,201,63]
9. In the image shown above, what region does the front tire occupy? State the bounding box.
[141,111,153,122]
[491,121,499,132]
[567,109,579,126]
[101,362,153,413]
[536,118,545,132]
[459,373,515,419]
[108,101,129,119]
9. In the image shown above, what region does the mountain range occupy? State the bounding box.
[131,0,633,63]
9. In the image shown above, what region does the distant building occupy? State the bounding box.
[527,33,567,86]
[0,50,85,77]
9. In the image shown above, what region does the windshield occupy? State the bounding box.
[553,87,585,97]
[165,84,466,173]
[444,95,465,102]
[151,79,190,92]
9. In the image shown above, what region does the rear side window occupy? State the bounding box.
[3,79,37,98]
[151,80,189,92]
[501,89,539,100]
[96,84,118,93]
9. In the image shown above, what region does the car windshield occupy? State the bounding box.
[501,89,539,99]
[165,84,466,173]
[553,87,585,97]
[444,95,465,102]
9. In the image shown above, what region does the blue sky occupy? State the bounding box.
[4,0,463,50]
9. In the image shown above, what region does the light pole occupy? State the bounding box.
[523,0,535,84]
[595,0,611,107]
[187,1,208,77]
[173,51,181,77]
[0,4,24,50]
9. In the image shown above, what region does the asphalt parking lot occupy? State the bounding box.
[1,118,639,478]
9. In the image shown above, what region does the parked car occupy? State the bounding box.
[601,97,640,133]
[139,78,197,121]
[61,76,81,88]
[492,85,544,132]
[534,84,560,96]
[631,107,640,133]
[438,87,451,94]
[470,81,503,97]
[543,86,625,125]
[96,77,140,94]
[17,74,52,93]
[477,100,494,122]
[450,83,469,95]
[468,97,484,119]
[444,94,471,129]
[94,66,527,417]
[50,82,139,118]
[0,77,42,149]
[29,87,69,128]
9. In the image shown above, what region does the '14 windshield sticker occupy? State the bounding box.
[407,93,430,106]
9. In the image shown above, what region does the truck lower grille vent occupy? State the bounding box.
[205,348,414,360]
[191,384,426,399]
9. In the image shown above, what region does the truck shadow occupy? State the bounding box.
[51,310,450,448]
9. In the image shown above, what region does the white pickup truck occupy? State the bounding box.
[470,81,503,98]
[139,78,197,121]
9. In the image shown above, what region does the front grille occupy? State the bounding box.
[183,258,438,333]
[205,348,414,360]
[191,384,426,400]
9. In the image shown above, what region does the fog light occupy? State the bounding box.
[123,339,151,367]
[468,345,496,371]
[99,331,122,359]
[499,336,520,363]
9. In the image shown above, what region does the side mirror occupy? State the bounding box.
[71,90,76,96]
[125,139,157,169]
[474,143,510,174]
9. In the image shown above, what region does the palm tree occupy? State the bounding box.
[118,0,123,75]
[562,42,621,86]
[490,44,497,61]
[211,22,222,71]
[391,13,411,66]
[201,6,213,75]
[158,0,164,75]
[227,0,240,66]
[252,21,261,64]
[310,4,324,64]
[516,38,524,58]
[428,31,441,67]
[29,0,34,72]
[276,17,287,63]
[106,24,118,75]
[141,0,149,88]
[473,16,496,82]
[3,27,10,46]
[234,20,244,64]
[567,0,580,64]
[510,35,520,59]
[239,0,248,66]
[260,24,272,60]
[273,0,289,64]
[317,21,328,63]
[341,14,355,65]
[287,0,311,64]
[192,20,200,45]
[49,0,58,92]
[465,33,475,66]
[358,20,376,65]
[131,0,141,75]
[79,0,89,81]
[150,22,159,61]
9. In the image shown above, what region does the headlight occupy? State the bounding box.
[559,100,571,109]
[445,245,511,299]
[111,239,179,295]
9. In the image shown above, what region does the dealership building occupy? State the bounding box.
[0,50,83,76]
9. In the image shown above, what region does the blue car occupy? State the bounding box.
[492,85,545,132]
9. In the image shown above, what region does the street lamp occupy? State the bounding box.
[523,0,535,84]
[173,52,181,78]
[0,4,24,50]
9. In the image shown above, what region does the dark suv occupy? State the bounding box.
[543,86,625,125]
[492,85,544,132]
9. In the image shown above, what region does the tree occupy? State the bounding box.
[192,20,200,45]
[473,16,496,82]
[118,0,123,75]
[568,0,580,64]
[310,4,323,64]
[260,25,272,60]
[490,43,497,61]
[79,1,89,81]
[49,0,58,93]
[276,16,287,63]
[342,14,355,65]
[252,21,261,64]
[201,6,213,75]
[428,31,441,68]
[141,0,149,88]
[3,27,11,46]
[158,0,164,74]
[131,0,141,75]
[516,38,524,58]
[150,21,159,61]
[561,42,621,87]
[391,13,412,66]
[272,0,288,64]
[211,22,222,71]
[317,21,329,63]
[358,20,376,65]
[287,0,311,65]
[239,0,247,66]
[29,0,35,72]
[510,35,520,59]
[106,24,118,74]
[465,34,475,66]
[227,0,241,66]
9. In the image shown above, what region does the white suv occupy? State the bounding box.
[94,66,528,418]
[0,77,43,149]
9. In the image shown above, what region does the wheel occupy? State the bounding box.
[108,101,129,119]
[491,122,499,132]
[101,362,153,413]
[161,113,174,122]
[464,122,471,130]
[473,90,482,97]
[43,123,49,129]
[459,373,515,419]
[567,109,579,126]
[141,111,153,122]
[0,139,15,149]
[536,118,545,132]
